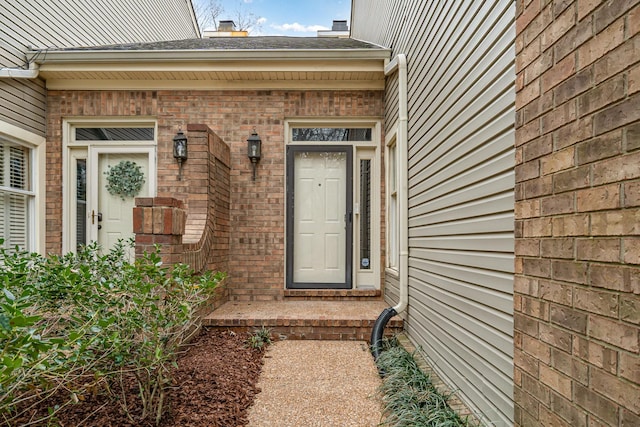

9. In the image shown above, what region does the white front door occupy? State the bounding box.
[287,146,353,288]
[92,151,151,251]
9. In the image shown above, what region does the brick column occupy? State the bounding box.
[133,197,186,266]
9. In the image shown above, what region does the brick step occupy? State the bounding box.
[283,289,383,301]
[203,300,403,342]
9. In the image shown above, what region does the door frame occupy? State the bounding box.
[62,118,157,253]
[285,145,353,289]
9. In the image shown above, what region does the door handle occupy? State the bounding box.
[91,211,104,224]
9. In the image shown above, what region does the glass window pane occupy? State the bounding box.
[76,159,87,250]
[0,140,32,252]
[75,127,154,141]
[389,145,396,193]
[9,145,28,190]
[0,143,4,187]
[292,128,372,142]
[8,193,28,249]
[360,160,371,269]
[0,190,29,251]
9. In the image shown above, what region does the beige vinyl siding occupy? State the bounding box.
[352,1,515,425]
[384,272,400,308]
[0,79,46,136]
[3,0,197,50]
[0,0,198,136]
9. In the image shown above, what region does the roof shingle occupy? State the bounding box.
[52,36,384,52]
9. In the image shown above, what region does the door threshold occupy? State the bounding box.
[284,289,382,300]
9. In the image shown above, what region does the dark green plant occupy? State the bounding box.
[246,326,272,350]
[376,339,478,427]
[0,239,225,426]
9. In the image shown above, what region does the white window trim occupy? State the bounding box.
[0,120,46,254]
[385,125,399,276]
[285,118,382,289]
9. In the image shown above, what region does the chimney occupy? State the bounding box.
[218,20,236,31]
[202,20,248,38]
[332,20,348,31]
[317,20,349,38]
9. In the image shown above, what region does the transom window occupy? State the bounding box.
[292,128,372,142]
[75,127,154,141]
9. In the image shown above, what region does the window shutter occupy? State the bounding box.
[0,145,4,186]
[0,142,30,251]
[0,193,5,245]
[8,194,27,249]
[0,145,5,245]
[9,145,27,190]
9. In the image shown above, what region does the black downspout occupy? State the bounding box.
[370,307,398,360]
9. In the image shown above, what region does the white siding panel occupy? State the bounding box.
[352,0,516,425]
[407,303,513,426]
[384,272,400,307]
[410,193,514,227]
[411,234,514,253]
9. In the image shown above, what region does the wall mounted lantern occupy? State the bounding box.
[173,130,188,180]
[247,130,262,181]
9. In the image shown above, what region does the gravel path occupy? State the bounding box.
[247,340,384,427]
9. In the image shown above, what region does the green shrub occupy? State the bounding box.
[0,240,225,426]
[376,339,477,427]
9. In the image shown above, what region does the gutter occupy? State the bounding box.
[31,48,391,64]
[0,63,39,79]
[371,53,408,360]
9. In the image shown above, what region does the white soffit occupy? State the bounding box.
[35,48,389,91]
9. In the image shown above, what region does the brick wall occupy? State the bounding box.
[515,1,640,426]
[46,90,384,301]
[132,124,231,274]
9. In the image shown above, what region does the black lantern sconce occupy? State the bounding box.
[173,130,188,180]
[247,130,262,181]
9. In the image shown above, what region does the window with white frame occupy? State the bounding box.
[0,139,33,251]
[387,138,398,270]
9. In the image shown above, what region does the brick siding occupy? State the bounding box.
[515,1,640,425]
[46,89,384,301]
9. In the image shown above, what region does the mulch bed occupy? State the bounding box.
[10,329,264,427]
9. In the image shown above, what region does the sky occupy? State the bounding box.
[193,0,352,37]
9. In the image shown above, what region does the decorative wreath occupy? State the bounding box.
[104,160,145,200]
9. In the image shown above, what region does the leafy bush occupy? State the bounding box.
[0,240,225,426]
[376,338,477,427]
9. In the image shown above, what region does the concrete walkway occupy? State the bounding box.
[247,340,384,427]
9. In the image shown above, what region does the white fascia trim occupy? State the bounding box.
[44,79,386,91]
[39,59,384,73]
[33,48,391,64]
